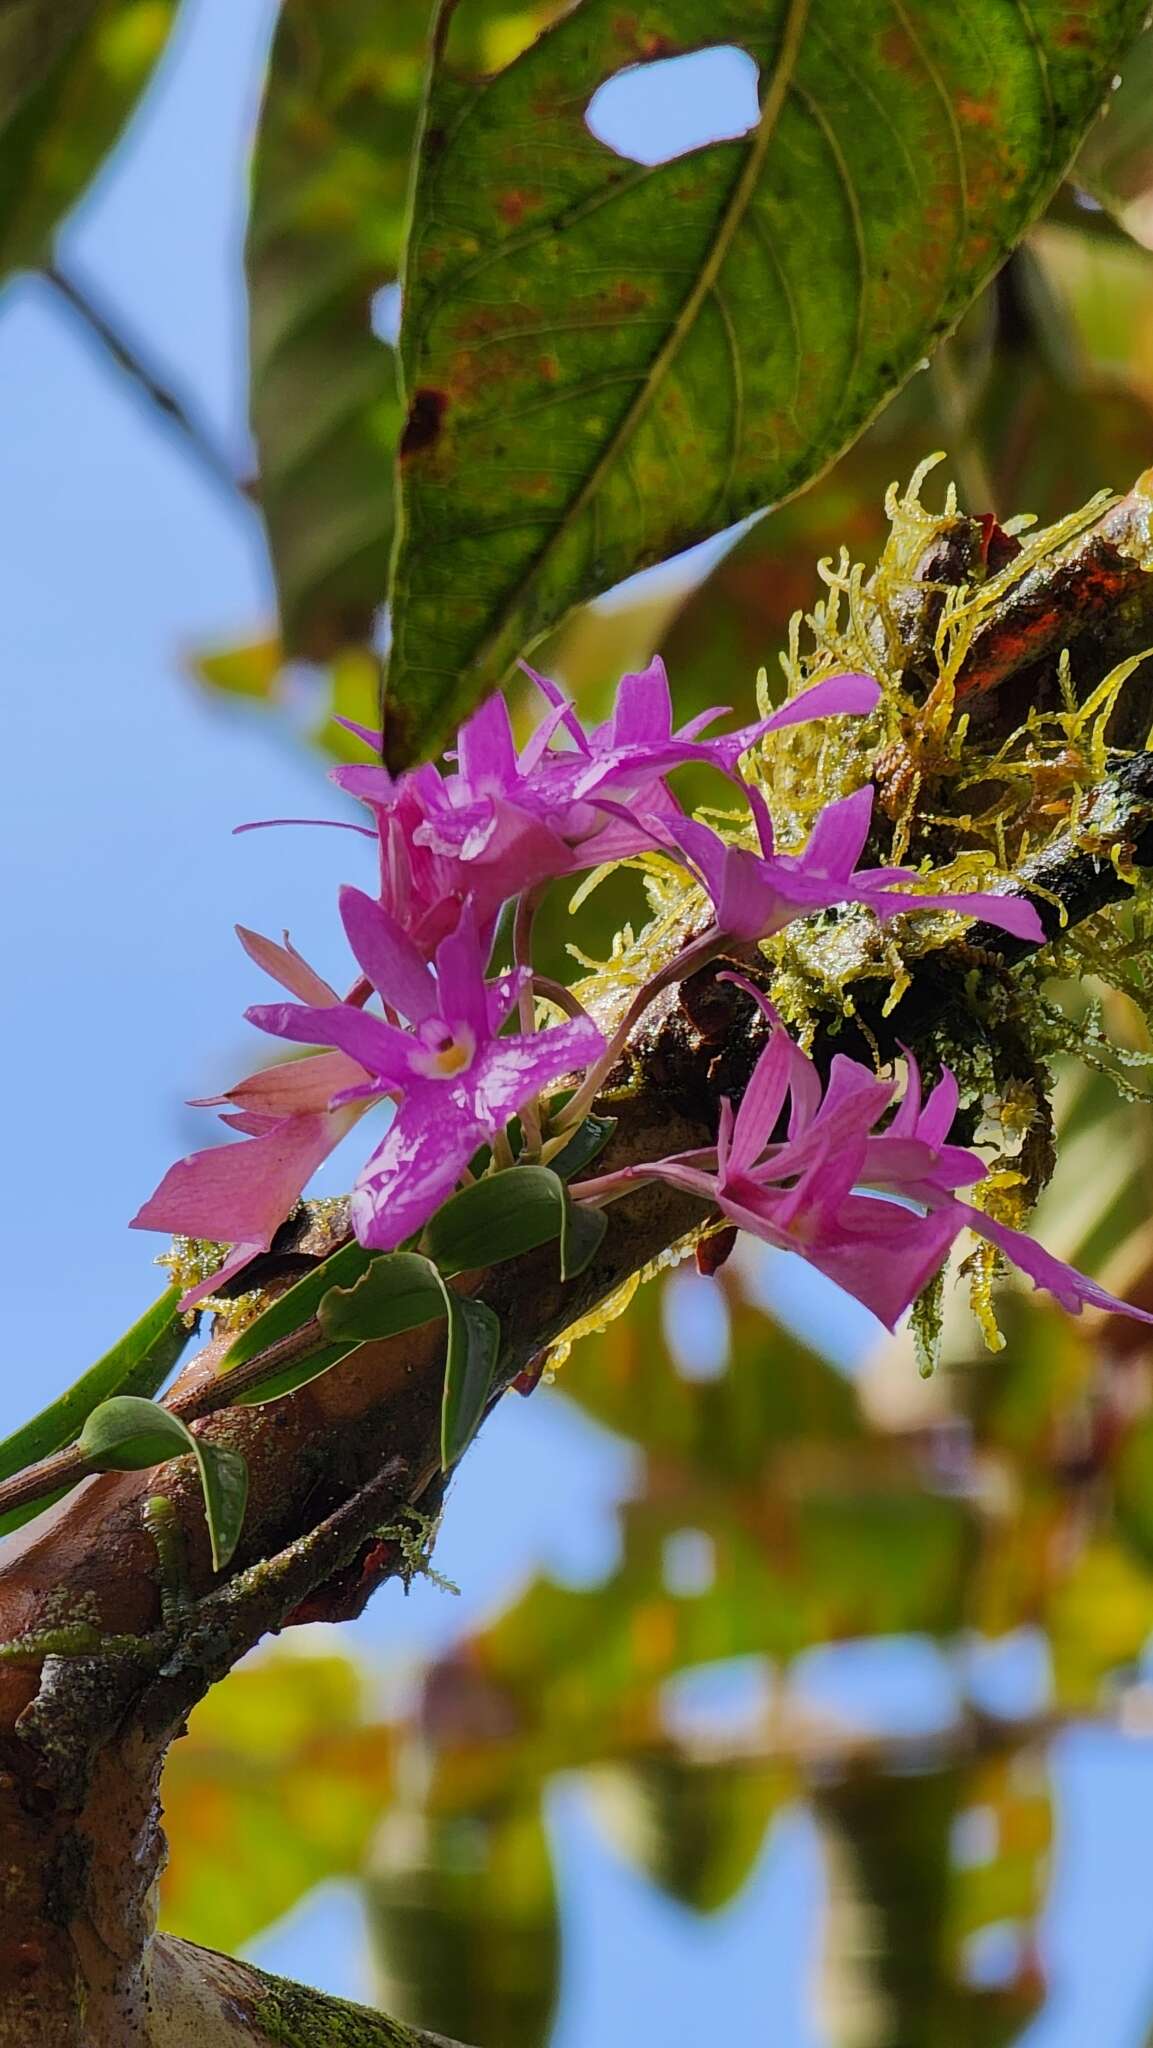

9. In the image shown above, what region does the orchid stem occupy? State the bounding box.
[554,929,723,1132]
[514,890,544,1159]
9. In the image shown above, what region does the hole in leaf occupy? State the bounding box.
[586,46,760,167]
[371,283,401,346]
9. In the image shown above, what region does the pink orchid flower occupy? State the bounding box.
[243,891,603,1251]
[637,988,1153,1333]
[652,782,1045,946]
[131,927,373,1308]
[328,663,882,947]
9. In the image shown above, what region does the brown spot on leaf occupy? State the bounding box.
[498,187,535,225]
[400,387,448,458]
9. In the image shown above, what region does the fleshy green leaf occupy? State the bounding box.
[424,1167,569,1275]
[220,1238,374,1375]
[0,2,179,277]
[423,1164,605,1281]
[441,1292,502,1470]
[384,0,1147,764]
[318,1251,450,1343]
[548,1114,617,1181]
[0,1288,191,1537]
[558,1197,608,1281]
[78,1396,249,1572]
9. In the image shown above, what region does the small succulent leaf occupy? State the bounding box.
[559,1197,608,1281]
[441,1292,502,1470]
[195,1442,250,1573]
[78,1396,249,1573]
[549,1114,618,1181]
[79,1394,197,1472]
[384,0,1148,765]
[318,1251,450,1343]
[423,1166,570,1276]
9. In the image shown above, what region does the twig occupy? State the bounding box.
[41,261,247,501]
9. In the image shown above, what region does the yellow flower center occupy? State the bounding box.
[431,1036,474,1077]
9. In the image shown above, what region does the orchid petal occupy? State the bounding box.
[959,1206,1153,1323]
[352,1098,485,1252]
[131,1110,349,1247]
[339,886,437,1023]
[235,926,340,1007]
[191,1048,370,1119]
[245,1000,417,1084]
[764,672,881,731]
[800,785,874,878]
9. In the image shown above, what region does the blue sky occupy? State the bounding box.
[4,4,1153,2041]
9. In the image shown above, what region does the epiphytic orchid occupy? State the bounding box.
[328,663,883,948]
[131,926,373,1308]
[236,891,603,1251]
[654,782,1046,946]
[624,987,1153,1333]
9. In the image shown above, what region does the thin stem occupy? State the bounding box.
[533,975,592,1020]
[42,261,246,501]
[554,928,724,1132]
[514,891,544,1158]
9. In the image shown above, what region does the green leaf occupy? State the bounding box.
[548,1113,617,1181]
[558,1196,608,1281]
[423,1164,605,1280]
[424,1167,569,1275]
[441,1291,502,1470]
[220,1237,374,1374]
[0,2,179,277]
[368,1795,560,2048]
[318,1251,450,1343]
[384,0,1147,765]
[0,1289,191,1537]
[78,1396,248,1572]
[591,1756,786,1913]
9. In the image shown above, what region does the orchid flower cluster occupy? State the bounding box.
[134,660,1153,1347]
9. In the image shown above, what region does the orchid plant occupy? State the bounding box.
[127,654,1152,1469]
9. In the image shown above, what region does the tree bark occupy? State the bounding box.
[3,475,1153,2044]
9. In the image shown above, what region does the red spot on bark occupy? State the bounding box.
[978,514,1022,575]
[538,353,558,381]
[400,388,448,457]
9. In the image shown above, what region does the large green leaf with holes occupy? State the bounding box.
[0,0,178,276]
[383,0,1146,765]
